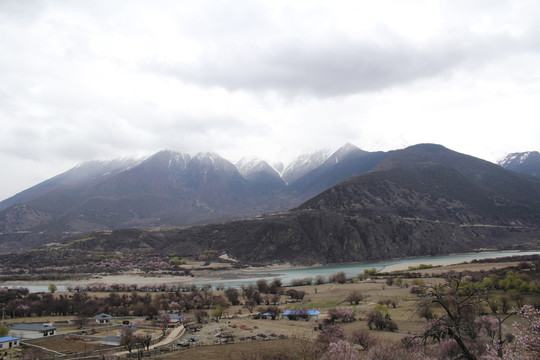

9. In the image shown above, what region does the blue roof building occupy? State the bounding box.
[0,336,21,350]
[281,310,320,321]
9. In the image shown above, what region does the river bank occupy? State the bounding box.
[2,250,538,292]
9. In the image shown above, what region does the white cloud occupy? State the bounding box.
[1,0,540,201]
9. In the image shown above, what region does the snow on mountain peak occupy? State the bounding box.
[236,157,278,178]
[194,152,224,164]
[281,149,332,184]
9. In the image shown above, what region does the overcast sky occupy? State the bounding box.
[1,0,540,201]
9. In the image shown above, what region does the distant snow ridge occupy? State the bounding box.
[236,157,282,181]
[498,151,536,167]
[498,151,540,177]
[281,149,332,184]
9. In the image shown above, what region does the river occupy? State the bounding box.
[188,250,540,290]
[3,250,539,292]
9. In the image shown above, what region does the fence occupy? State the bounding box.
[119,333,291,359]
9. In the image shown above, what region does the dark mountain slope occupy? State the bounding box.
[25,144,540,266]
[374,144,540,203]
[223,145,540,262]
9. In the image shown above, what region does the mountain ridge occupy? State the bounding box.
[0,143,390,251]
[9,143,539,266]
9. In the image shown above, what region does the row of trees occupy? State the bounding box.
[0,279,290,319]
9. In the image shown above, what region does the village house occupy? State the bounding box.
[95,313,113,324]
[9,323,56,339]
[281,310,320,321]
[167,313,186,323]
[0,336,20,353]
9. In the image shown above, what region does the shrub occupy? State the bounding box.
[330,272,347,284]
[364,268,377,277]
[314,325,346,353]
[345,290,363,305]
[327,307,356,323]
[366,310,398,331]
[320,340,360,360]
[350,329,375,350]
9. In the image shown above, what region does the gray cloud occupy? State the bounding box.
[150,31,530,97]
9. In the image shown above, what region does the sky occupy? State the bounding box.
[1,0,540,202]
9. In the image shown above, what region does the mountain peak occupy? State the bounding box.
[194,152,224,162]
[498,151,540,177]
[321,143,366,167]
[236,157,273,177]
[337,142,361,154]
[282,149,332,184]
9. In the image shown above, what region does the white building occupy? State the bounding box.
[9,323,56,339]
[0,336,20,352]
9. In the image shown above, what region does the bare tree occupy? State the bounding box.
[121,326,136,353]
[415,278,485,360]
[154,313,171,337]
[73,313,89,329]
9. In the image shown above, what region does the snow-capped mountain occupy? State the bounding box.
[281,149,332,184]
[288,143,390,198]
[0,144,393,242]
[498,151,540,177]
[0,157,142,211]
[236,157,280,179]
[236,157,286,190]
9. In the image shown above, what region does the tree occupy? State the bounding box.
[484,298,515,357]
[263,305,281,320]
[504,305,540,359]
[211,305,225,322]
[330,271,347,284]
[256,279,270,294]
[73,313,89,329]
[137,334,152,352]
[328,307,356,323]
[244,300,256,313]
[154,313,171,336]
[366,310,397,331]
[121,326,136,353]
[321,340,360,360]
[0,324,8,337]
[314,325,346,354]
[194,309,208,323]
[224,288,240,305]
[415,278,486,360]
[48,283,57,293]
[345,290,363,305]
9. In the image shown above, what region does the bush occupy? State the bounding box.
[314,325,346,353]
[366,310,398,331]
[329,272,347,284]
[364,268,377,277]
[327,307,356,323]
[345,290,364,305]
[350,329,375,350]
[320,340,360,360]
